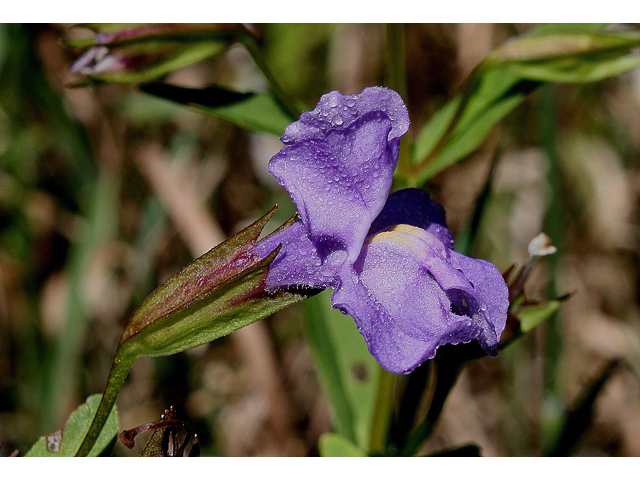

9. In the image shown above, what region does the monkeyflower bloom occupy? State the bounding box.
[255,87,508,374]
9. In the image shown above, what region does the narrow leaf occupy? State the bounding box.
[410,24,640,183]
[489,30,640,62]
[140,83,295,136]
[516,295,571,333]
[488,30,640,83]
[411,97,460,167]
[411,70,539,184]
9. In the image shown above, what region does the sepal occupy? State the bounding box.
[117,206,308,360]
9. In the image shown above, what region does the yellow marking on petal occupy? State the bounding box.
[365,224,437,257]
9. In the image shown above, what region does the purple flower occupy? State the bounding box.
[256,87,508,374]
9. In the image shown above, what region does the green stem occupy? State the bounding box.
[240,30,303,121]
[537,84,566,452]
[384,24,412,187]
[538,86,564,381]
[368,367,397,453]
[400,373,454,455]
[389,361,435,450]
[384,24,407,102]
[75,350,134,456]
[454,141,504,257]
[400,348,467,456]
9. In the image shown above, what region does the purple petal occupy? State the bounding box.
[255,221,335,290]
[448,250,509,353]
[268,111,397,273]
[281,87,410,147]
[331,267,434,374]
[331,225,507,374]
[369,188,454,249]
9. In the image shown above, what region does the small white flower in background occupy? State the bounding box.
[528,232,557,257]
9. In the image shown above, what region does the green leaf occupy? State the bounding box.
[411,97,460,167]
[410,24,640,184]
[318,433,367,457]
[304,290,379,451]
[516,295,570,333]
[140,83,295,136]
[453,145,502,256]
[25,394,118,457]
[487,30,640,83]
[411,69,539,184]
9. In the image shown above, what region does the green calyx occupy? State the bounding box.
[76,206,312,456]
